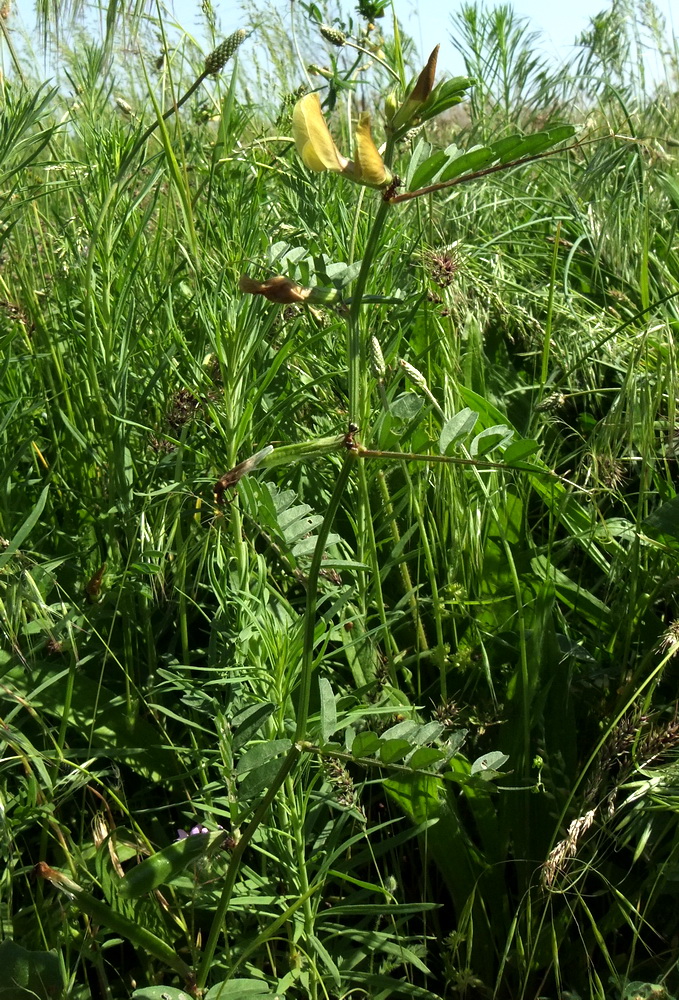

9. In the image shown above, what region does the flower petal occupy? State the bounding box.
[292,93,349,173]
[353,112,390,187]
[239,274,310,304]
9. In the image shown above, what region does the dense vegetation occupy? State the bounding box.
[2,1,679,998]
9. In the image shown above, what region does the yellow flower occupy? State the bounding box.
[292,92,391,189]
[292,93,349,173]
[352,112,390,187]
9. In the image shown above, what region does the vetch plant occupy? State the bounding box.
[9,3,675,998]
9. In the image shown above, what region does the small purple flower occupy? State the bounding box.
[177,824,209,840]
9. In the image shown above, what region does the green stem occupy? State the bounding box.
[295,453,355,743]
[357,463,399,682]
[348,199,391,426]
[285,774,317,1000]
[538,220,560,401]
[196,743,301,990]
[376,469,428,672]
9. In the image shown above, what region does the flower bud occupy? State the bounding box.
[292,93,349,173]
[370,336,386,379]
[389,45,439,131]
[350,112,391,187]
[384,90,398,120]
[399,358,427,389]
[239,274,310,304]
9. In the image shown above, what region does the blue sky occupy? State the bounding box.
[172,0,677,81]
[405,0,675,77]
[10,0,677,79]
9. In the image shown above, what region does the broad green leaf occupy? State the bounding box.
[644,494,679,543]
[291,531,341,557]
[469,424,514,457]
[238,757,287,799]
[413,721,445,744]
[408,148,448,191]
[416,76,472,126]
[391,392,424,422]
[439,143,496,182]
[409,747,445,770]
[490,133,526,161]
[351,731,383,757]
[470,751,509,776]
[236,739,291,775]
[0,940,64,1000]
[381,719,419,741]
[283,514,324,543]
[337,259,362,287]
[503,439,540,464]
[405,136,433,188]
[493,126,575,164]
[133,990,193,1000]
[319,677,337,743]
[205,979,272,1000]
[232,703,276,751]
[278,503,313,532]
[439,408,478,453]
[379,738,413,764]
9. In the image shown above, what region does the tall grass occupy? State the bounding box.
[2,2,679,999]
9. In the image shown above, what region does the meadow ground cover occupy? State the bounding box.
[2,1,679,997]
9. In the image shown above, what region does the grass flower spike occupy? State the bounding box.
[292,92,392,189]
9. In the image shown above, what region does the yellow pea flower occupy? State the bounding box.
[292,92,392,189]
[352,112,390,187]
[292,93,349,173]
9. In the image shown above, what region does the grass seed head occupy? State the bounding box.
[320,24,347,46]
[370,336,386,379]
[399,358,427,390]
[204,28,247,75]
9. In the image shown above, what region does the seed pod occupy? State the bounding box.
[320,24,347,46]
[117,832,216,897]
[204,28,247,75]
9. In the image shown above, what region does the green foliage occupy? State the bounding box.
[0,940,65,999]
[2,1,679,999]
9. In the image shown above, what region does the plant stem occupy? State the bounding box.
[195,743,301,991]
[348,199,391,426]
[295,453,355,743]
